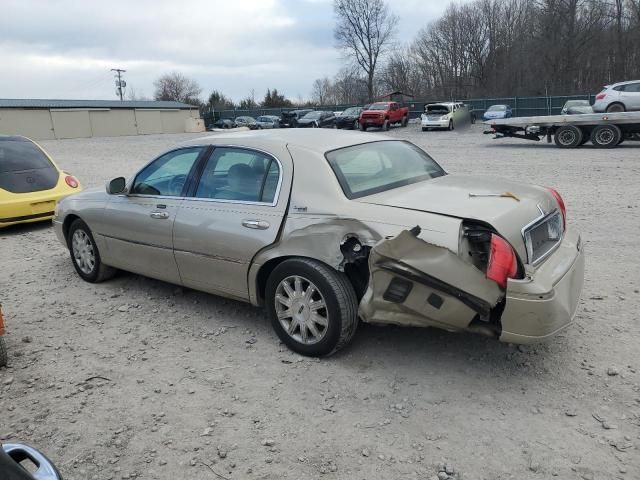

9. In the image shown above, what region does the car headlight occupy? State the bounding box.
[441,115,449,120]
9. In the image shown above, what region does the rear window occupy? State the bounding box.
[325,141,446,199]
[0,138,55,173]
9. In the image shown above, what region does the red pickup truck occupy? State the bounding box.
[359,102,409,131]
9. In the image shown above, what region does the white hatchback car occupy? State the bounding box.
[592,80,640,112]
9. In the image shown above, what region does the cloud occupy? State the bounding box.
[0,0,459,102]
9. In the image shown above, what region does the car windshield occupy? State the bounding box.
[303,112,322,119]
[325,141,446,199]
[0,138,55,173]
[487,105,507,111]
[426,105,450,114]
[368,103,391,110]
[342,107,360,116]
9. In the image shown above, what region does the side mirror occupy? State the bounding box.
[107,177,127,195]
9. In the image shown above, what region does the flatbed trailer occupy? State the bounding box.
[484,111,640,148]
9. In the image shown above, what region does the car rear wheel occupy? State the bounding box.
[383,119,390,131]
[401,115,408,127]
[590,124,622,148]
[360,123,367,132]
[265,258,358,357]
[606,103,625,113]
[554,125,583,148]
[422,127,428,132]
[353,119,359,130]
[68,219,116,283]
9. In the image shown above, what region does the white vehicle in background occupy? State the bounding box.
[421,102,470,131]
[592,80,640,113]
[256,115,281,129]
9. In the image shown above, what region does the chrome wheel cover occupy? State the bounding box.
[275,275,329,345]
[72,230,96,274]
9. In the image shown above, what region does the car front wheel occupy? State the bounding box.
[68,219,116,283]
[265,258,358,357]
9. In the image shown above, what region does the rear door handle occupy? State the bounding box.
[242,219,270,230]
[150,211,170,219]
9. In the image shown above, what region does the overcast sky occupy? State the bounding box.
[0,0,459,102]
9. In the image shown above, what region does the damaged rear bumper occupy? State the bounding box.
[499,229,584,343]
[359,226,584,345]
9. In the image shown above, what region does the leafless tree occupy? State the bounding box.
[334,0,398,101]
[153,72,202,104]
[311,77,333,105]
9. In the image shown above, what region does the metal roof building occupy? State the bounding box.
[0,99,204,139]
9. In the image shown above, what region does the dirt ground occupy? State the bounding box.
[1,125,639,480]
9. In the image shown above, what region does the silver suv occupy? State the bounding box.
[592,80,640,112]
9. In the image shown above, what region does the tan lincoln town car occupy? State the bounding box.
[53,129,584,357]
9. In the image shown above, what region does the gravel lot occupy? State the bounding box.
[1,125,639,480]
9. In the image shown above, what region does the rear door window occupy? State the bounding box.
[194,147,280,204]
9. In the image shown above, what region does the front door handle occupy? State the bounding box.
[150,211,170,219]
[242,219,270,230]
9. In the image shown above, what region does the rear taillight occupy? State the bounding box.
[547,187,566,228]
[65,175,79,188]
[595,93,606,100]
[486,234,518,289]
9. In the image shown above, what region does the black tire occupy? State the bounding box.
[312,122,318,128]
[448,120,454,131]
[0,337,7,367]
[353,119,359,130]
[265,258,358,357]
[401,115,408,127]
[360,123,367,132]
[67,219,117,283]
[383,119,390,131]
[421,127,428,132]
[606,103,625,113]
[554,125,583,148]
[590,124,622,148]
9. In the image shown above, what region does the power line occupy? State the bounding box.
[111,68,126,101]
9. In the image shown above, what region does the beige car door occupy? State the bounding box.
[100,146,205,283]
[172,145,290,300]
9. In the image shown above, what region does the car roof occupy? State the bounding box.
[609,80,640,87]
[181,128,390,154]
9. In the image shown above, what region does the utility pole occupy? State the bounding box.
[111,68,126,101]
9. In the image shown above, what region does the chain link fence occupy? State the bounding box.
[202,95,597,127]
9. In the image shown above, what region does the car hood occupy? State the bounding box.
[355,174,558,260]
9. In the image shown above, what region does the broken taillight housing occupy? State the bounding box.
[486,234,518,289]
[547,187,566,228]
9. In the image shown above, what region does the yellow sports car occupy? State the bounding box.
[0,135,81,228]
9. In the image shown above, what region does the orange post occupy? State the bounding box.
[0,305,5,336]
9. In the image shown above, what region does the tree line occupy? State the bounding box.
[313,0,640,104]
[146,0,640,108]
